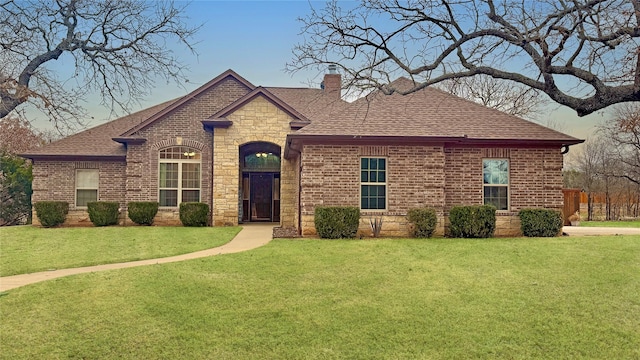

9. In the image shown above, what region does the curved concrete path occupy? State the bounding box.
[0,224,274,292]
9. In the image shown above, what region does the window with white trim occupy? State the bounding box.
[360,157,386,210]
[159,146,201,207]
[76,169,98,206]
[483,159,509,210]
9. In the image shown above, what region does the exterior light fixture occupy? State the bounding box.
[183,151,196,157]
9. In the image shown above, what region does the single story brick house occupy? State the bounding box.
[22,69,583,236]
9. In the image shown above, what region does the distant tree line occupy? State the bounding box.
[564,104,640,220]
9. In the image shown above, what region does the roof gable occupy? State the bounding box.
[208,86,310,123]
[120,69,255,137]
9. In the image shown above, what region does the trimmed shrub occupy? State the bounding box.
[519,208,563,237]
[87,201,119,226]
[407,207,438,238]
[449,205,496,238]
[179,202,209,227]
[33,201,69,228]
[314,206,360,239]
[128,202,159,225]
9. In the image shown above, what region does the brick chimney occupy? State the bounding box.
[322,64,341,100]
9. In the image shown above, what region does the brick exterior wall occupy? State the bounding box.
[31,77,252,227]
[124,77,251,225]
[28,76,565,236]
[299,144,564,237]
[31,160,126,226]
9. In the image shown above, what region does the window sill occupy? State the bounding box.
[360,210,387,215]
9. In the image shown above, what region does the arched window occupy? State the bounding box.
[243,152,280,171]
[159,146,201,207]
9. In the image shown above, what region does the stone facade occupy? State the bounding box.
[212,96,297,226]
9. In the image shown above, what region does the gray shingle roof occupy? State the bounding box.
[265,87,350,122]
[22,73,582,159]
[21,100,175,158]
[294,78,581,144]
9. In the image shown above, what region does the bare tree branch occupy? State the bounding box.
[288,0,640,116]
[0,0,199,130]
[436,74,548,119]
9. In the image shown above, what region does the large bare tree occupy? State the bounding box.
[0,0,198,130]
[601,103,640,184]
[289,0,640,116]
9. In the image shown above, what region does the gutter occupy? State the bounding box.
[285,134,585,156]
[18,154,126,162]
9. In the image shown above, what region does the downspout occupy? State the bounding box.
[298,157,302,236]
[210,128,215,226]
[561,145,569,154]
[287,140,303,236]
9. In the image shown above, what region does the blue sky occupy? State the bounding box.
[33,0,602,141]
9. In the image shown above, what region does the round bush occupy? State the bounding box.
[449,205,496,238]
[314,206,360,239]
[87,201,119,226]
[179,202,209,227]
[407,207,437,238]
[34,201,69,227]
[519,208,563,237]
[127,202,159,225]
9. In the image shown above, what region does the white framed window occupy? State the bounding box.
[483,159,509,211]
[360,157,386,210]
[159,146,201,207]
[76,169,98,207]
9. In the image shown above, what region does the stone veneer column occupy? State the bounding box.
[212,96,296,227]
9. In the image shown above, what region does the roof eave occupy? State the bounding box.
[202,118,233,131]
[112,137,147,145]
[449,138,585,147]
[19,154,126,162]
[290,120,311,130]
[284,134,584,159]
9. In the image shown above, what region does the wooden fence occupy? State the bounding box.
[577,191,640,220]
[562,189,581,225]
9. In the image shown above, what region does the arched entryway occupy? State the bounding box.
[239,142,281,222]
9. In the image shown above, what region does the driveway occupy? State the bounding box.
[563,226,640,236]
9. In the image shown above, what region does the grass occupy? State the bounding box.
[1,235,639,359]
[581,220,640,228]
[0,226,240,276]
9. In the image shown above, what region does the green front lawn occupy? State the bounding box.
[581,220,640,228]
[0,226,240,276]
[1,236,638,359]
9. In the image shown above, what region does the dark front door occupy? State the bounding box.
[241,172,280,223]
[250,173,273,221]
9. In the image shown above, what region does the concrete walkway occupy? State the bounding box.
[0,224,274,292]
[562,226,640,236]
